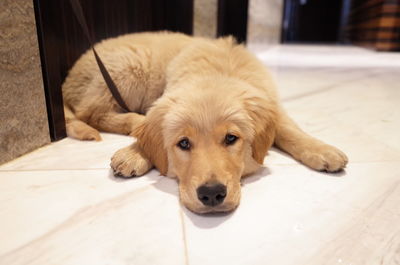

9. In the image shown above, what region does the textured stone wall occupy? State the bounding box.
[0,0,50,164]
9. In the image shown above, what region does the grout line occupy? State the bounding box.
[179,206,190,265]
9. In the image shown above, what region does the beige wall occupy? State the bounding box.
[0,0,50,164]
[193,0,218,38]
[247,0,284,46]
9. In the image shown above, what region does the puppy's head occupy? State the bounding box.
[133,78,276,213]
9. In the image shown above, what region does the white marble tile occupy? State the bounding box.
[1,44,400,265]
[247,45,400,166]
[275,70,400,163]
[181,162,400,265]
[0,169,185,265]
[179,45,400,265]
[0,133,133,171]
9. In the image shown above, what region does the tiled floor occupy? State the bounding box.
[1,45,400,265]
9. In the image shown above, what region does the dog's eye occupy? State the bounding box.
[224,134,238,145]
[177,138,191,151]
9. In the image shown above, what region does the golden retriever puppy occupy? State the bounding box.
[62,32,348,214]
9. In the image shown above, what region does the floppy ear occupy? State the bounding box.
[132,111,168,175]
[245,97,277,164]
[251,123,276,164]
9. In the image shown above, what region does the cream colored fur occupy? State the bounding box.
[62,32,348,213]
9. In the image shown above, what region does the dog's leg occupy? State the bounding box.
[64,105,102,141]
[274,108,348,172]
[66,120,102,141]
[90,112,146,136]
[110,142,153,177]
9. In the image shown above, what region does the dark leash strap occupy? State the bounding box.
[69,0,131,113]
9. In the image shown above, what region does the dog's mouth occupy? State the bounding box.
[186,202,238,214]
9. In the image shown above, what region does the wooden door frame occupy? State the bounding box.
[33,0,249,141]
[33,0,193,141]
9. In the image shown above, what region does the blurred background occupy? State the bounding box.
[1,0,399,163]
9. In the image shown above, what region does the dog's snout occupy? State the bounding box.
[197,183,227,206]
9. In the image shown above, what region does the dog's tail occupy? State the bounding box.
[64,105,102,141]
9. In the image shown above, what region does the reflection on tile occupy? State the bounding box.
[258,45,400,68]
[0,170,184,265]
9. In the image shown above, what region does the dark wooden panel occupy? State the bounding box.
[348,17,400,29]
[33,0,193,141]
[349,4,399,23]
[348,27,400,40]
[33,0,67,141]
[217,0,248,43]
[346,0,400,51]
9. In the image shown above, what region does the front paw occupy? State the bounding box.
[110,145,152,178]
[299,144,348,172]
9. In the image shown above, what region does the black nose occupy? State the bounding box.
[197,183,227,206]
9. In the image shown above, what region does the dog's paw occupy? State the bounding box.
[66,121,102,141]
[110,145,152,178]
[81,129,102,141]
[298,144,348,172]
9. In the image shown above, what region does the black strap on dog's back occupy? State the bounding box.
[69,0,131,113]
